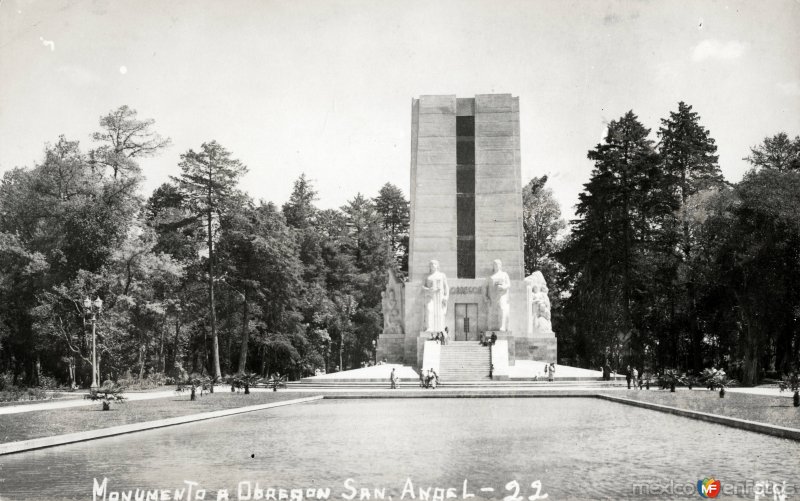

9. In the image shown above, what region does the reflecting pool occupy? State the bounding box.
[1,398,798,500]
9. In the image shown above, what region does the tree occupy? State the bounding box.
[282,173,318,229]
[172,141,247,379]
[658,102,723,370]
[217,201,303,373]
[522,175,565,275]
[744,132,800,172]
[92,105,171,179]
[558,111,671,369]
[373,183,410,275]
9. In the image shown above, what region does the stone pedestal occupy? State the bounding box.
[376,333,405,364]
[515,336,558,364]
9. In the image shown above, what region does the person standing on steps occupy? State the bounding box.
[390,367,398,389]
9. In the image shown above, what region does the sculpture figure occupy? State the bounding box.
[381,269,405,334]
[381,289,402,334]
[422,260,449,332]
[526,270,554,335]
[485,259,511,331]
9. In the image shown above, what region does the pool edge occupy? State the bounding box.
[0,396,324,456]
[596,394,800,441]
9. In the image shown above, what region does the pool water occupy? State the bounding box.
[1,398,797,500]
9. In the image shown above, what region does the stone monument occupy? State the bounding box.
[376,94,557,367]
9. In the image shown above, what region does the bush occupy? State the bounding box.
[0,371,14,391]
[0,386,49,402]
[117,373,168,390]
[37,374,61,390]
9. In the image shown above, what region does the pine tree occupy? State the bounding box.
[559,111,666,367]
[658,102,723,370]
[172,141,247,379]
[373,183,409,275]
[283,173,318,229]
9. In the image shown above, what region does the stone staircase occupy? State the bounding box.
[438,341,491,381]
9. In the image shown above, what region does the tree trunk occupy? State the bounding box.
[158,321,166,374]
[238,291,249,373]
[207,210,222,379]
[138,343,146,380]
[172,318,181,372]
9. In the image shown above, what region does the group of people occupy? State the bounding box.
[625,365,645,390]
[429,327,450,345]
[421,368,439,388]
[389,366,439,389]
[479,332,497,347]
[544,362,556,382]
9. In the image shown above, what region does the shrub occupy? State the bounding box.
[778,371,800,407]
[0,371,14,391]
[658,369,684,392]
[37,374,61,390]
[85,380,126,410]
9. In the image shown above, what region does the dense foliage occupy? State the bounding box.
[557,104,799,384]
[0,106,408,386]
[0,103,796,388]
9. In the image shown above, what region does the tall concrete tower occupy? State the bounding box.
[377,94,557,369]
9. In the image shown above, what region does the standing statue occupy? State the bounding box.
[485,259,511,331]
[422,260,449,332]
[526,271,554,335]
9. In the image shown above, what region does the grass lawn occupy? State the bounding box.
[0,390,317,444]
[605,388,800,429]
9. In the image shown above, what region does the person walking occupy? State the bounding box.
[626,365,632,389]
[632,367,639,390]
[390,368,398,389]
[548,363,555,382]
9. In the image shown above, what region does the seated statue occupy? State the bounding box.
[526,271,554,335]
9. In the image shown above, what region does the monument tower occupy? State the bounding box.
[377,94,557,372]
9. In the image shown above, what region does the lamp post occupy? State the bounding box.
[84,297,103,389]
[372,339,377,365]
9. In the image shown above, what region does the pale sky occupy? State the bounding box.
[2,0,799,222]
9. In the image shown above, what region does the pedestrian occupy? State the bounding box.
[548,363,555,382]
[632,367,639,390]
[390,367,398,389]
[442,326,449,345]
[626,365,632,389]
[490,332,497,346]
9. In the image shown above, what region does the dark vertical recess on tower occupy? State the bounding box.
[456,115,475,278]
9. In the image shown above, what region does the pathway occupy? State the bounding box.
[0,390,177,415]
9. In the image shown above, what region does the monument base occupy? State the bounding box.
[483,332,557,364]
[376,332,405,364]
[516,336,558,364]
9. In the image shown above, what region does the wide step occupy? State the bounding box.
[437,341,491,381]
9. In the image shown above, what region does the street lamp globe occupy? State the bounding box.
[93,297,103,311]
[84,298,92,310]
